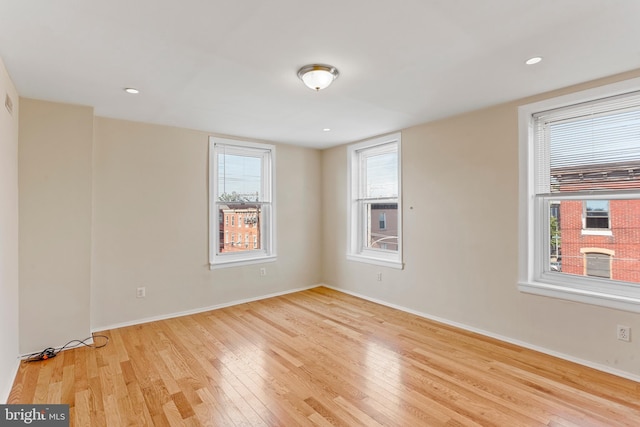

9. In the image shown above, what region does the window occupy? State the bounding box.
[584,200,609,230]
[209,137,276,268]
[519,77,640,312]
[348,133,402,269]
[584,251,612,279]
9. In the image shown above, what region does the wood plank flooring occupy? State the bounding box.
[8,287,640,426]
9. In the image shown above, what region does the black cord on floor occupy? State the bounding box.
[21,334,109,362]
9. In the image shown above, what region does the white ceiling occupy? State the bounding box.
[1,1,640,149]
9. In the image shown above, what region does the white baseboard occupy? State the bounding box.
[322,284,640,384]
[1,358,20,404]
[91,284,319,333]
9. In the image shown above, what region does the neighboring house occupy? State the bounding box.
[219,205,262,253]
[369,203,399,251]
[551,161,640,283]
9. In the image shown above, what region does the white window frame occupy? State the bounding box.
[347,133,403,269]
[209,137,276,269]
[518,77,640,313]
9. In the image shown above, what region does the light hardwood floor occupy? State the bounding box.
[8,287,640,426]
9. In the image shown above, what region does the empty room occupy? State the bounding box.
[1,1,640,426]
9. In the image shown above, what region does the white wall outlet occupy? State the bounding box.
[136,287,146,298]
[617,325,631,342]
[376,272,382,281]
[260,267,266,276]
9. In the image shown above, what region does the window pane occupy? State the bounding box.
[364,203,398,251]
[585,216,609,229]
[547,199,640,283]
[365,151,397,198]
[585,200,609,214]
[217,204,262,254]
[218,153,262,201]
[585,200,609,229]
[379,212,386,230]
[549,202,562,271]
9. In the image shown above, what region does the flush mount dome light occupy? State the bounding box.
[297,64,339,91]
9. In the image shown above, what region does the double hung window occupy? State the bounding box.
[348,133,402,269]
[584,200,610,231]
[209,137,276,268]
[519,78,640,311]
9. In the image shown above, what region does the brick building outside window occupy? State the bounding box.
[551,162,640,284]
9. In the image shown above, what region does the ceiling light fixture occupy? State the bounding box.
[525,56,542,65]
[297,64,339,91]
[124,87,140,94]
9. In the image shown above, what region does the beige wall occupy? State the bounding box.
[91,118,323,330]
[16,99,322,349]
[0,58,20,402]
[322,70,640,378]
[18,99,93,354]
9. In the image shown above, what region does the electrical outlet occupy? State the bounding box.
[136,287,146,298]
[376,272,382,281]
[617,325,631,342]
[260,267,267,276]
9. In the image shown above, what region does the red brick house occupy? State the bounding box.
[218,205,261,253]
[552,162,640,283]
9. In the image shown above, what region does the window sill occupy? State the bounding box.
[347,254,404,270]
[581,229,613,236]
[518,280,640,313]
[210,255,277,270]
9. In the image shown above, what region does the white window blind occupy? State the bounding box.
[534,91,640,195]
